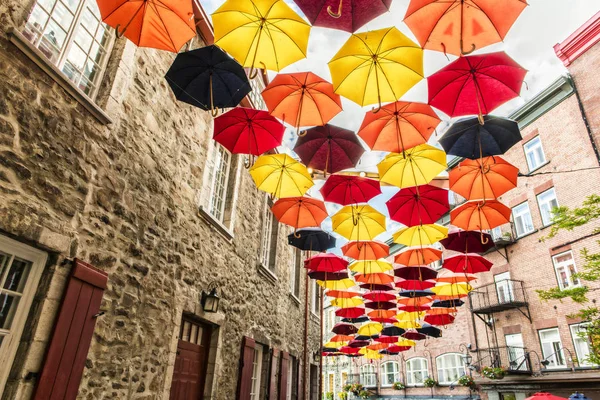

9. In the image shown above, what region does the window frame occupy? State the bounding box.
[250,343,264,400]
[523,136,547,172]
[311,280,321,316]
[536,188,559,227]
[380,361,400,387]
[205,144,233,224]
[512,201,535,238]
[538,327,566,369]
[360,364,377,388]
[259,197,278,273]
[569,323,594,367]
[289,249,301,300]
[405,357,429,387]
[551,251,580,291]
[436,353,466,385]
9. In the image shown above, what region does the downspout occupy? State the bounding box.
[569,73,600,165]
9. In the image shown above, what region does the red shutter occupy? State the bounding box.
[269,348,280,399]
[279,352,289,400]
[237,336,256,400]
[33,259,107,400]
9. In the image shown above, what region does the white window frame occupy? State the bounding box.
[570,323,594,367]
[289,249,301,299]
[406,357,429,387]
[505,333,527,371]
[436,353,466,385]
[250,344,264,400]
[539,328,566,369]
[537,188,559,227]
[552,251,580,291]
[205,144,233,224]
[311,281,320,316]
[380,361,400,387]
[22,0,114,99]
[249,75,267,110]
[360,364,377,388]
[512,202,535,238]
[523,136,547,172]
[0,235,48,395]
[494,272,514,304]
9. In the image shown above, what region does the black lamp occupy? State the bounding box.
[463,352,473,366]
[313,350,321,363]
[201,283,220,313]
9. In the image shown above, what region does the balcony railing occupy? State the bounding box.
[469,279,529,314]
[488,223,516,247]
[473,346,532,375]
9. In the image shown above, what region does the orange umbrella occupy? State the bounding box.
[97,0,196,52]
[325,290,362,298]
[451,200,511,231]
[368,310,397,320]
[450,157,519,200]
[436,273,478,284]
[435,293,468,300]
[262,72,343,135]
[330,334,355,342]
[397,296,432,307]
[426,307,455,315]
[367,342,390,351]
[342,241,390,260]
[358,101,441,152]
[272,197,328,233]
[394,247,442,266]
[354,273,395,285]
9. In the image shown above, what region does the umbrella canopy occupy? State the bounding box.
[358,322,384,336]
[395,247,442,266]
[294,125,365,174]
[417,323,442,338]
[450,156,519,201]
[387,345,412,353]
[347,339,370,347]
[381,325,406,337]
[451,200,512,231]
[342,316,370,323]
[396,279,436,291]
[359,283,395,292]
[333,323,359,335]
[431,283,474,296]
[366,342,389,351]
[165,45,251,113]
[358,101,441,153]
[213,0,310,73]
[272,197,328,231]
[326,290,362,298]
[368,310,397,320]
[349,260,393,274]
[387,184,450,226]
[440,230,495,253]
[394,266,438,281]
[293,0,393,33]
[432,299,465,308]
[336,307,366,318]
[331,205,387,241]
[332,297,364,308]
[308,271,348,281]
[288,229,336,251]
[526,394,568,400]
[342,241,389,260]
[378,144,447,188]
[443,254,493,274]
[321,175,382,206]
[428,52,527,118]
[403,331,427,341]
[393,224,448,246]
[249,154,314,198]
[363,291,396,302]
[262,72,342,133]
[305,253,349,272]
[214,107,285,155]
[440,116,522,159]
[397,296,432,307]
[328,27,423,109]
[395,321,421,329]
[424,314,455,326]
[365,301,396,310]
[436,273,478,284]
[320,278,357,290]
[354,273,395,285]
[340,346,362,354]
[404,0,527,56]
[97,0,196,52]
[398,290,435,299]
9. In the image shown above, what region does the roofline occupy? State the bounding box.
[193,0,214,45]
[554,10,600,67]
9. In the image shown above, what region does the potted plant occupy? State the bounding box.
[325,392,334,400]
[358,389,371,399]
[481,366,507,380]
[392,382,406,390]
[342,384,353,392]
[343,383,364,396]
[458,375,476,389]
[423,377,438,388]
[338,392,348,400]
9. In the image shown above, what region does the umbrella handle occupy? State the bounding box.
[460,40,476,55]
[294,229,302,239]
[327,0,342,18]
[115,24,126,39]
[480,231,489,245]
[297,125,308,137]
[209,74,220,117]
[244,155,254,169]
[248,61,266,80]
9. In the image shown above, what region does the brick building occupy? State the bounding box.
[0,0,321,399]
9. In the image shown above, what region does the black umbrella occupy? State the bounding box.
[440,230,495,254]
[165,45,251,115]
[432,299,465,308]
[355,334,378,340]
[417,323,442,338]
[308,271,348,281]
[359,283,395,292]
[288,228,336,251]
[322,347,339,353]
[381,325,406,337]
[399,290,434,298]
[342,316,370,324]
[332,323,358,335]
[380,350,400,355]
[365,301,397,310]
[439,116,522,159]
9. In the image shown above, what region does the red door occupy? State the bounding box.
[170,319,211,400]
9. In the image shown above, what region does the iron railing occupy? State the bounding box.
[473,346,532,374]
[469,279,528,314]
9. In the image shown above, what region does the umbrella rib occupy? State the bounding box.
[151,0,186,51]
[404,1,460,45]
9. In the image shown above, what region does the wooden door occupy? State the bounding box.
[170,319,211,400]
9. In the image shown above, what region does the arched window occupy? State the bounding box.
[380,361,400,387]
[436,353,466,385]
[406,357,429,386]
[360,364,377,387]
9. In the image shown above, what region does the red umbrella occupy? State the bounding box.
[340,346,362,354]
[375,335,399,344]
[394,266,438,281]
[308,271,348,281]
[364,301,396,310]
[428,52,527,118]
[388,345,412,352]
[363,291,396,302]
[333,323,359,335]
[396,280,436,291]
[399,305,431,312]
[424,314,455,326]
[440,230,495,253]
[359,283,394,292]
[294,124,365,174]
[320,175,382,205]
[336,307,366,318]
[525,394,568,400]
[403,331,427,341]
[213,107,285,155]
[304,254,349,272]
[387,184,449,226]
[370,317,397,324]
[293,0,393,33]
[443,254,493,274]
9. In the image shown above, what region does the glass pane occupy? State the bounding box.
[0,293,20,330]
[96,25,111,46]
[0,252,10,279]
[74,26,94,53]
[41,20,67,55]
[37,0,57,13]
[190,324,198,344]
[89,42,103,64]
[51,2,74,30]
[26,4,50,34]
[62,0,80,13]
[3,257,32,293]
[80,8,99,36]
[181,321,191,341]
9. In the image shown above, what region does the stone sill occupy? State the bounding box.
[522,160,551,176]
[8,27,112,125]
[310,312,320,323]
[257,263,278,284]
[514,229,540,241]
[198,206,234,242]
[289,293,301,305]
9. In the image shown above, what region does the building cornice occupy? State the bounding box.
[554,11,600,66]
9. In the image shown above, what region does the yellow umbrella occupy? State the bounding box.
[331,205,386,241]
[431,283,474,296]
[396,311,425,321]
[394,320,421,329]
[249,154,314,198]
[317,278,356,290]
[331,297,364,308]
[359,348,384,359]
[324,341,347,348]
[357,322,383,336]
[377,144,447,188]
[213,0,310,77]
[349,260,393,274]
[328,27,423,111]
[396,339,416,347]
[393,224,448,246]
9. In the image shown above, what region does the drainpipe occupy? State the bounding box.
[569,74,600,165]
[303,266,310,400]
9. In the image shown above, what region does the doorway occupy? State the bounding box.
[495,272,514,304]
[505,333,527,371]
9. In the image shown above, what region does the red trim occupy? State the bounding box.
[550,244,572,256]
[508,194,528,208]
[554,11,600,66]
[72,259,108,289]
[192,0,214,45]
[534,318,559,331]
[502,325,522,335]
[521,128,539,144]
[534,180,554,196]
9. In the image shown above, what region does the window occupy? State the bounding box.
[22,0,114,98]
[524,136,547,172]
[288,356,299,400]
[505,333,527,371]
[0,236,48,395]
[249,76,267,110]
[406,357,429,386]
[360,364,377,387]
[537,188,559,226]
[380,361,400,387]
[260,198,278,272]
[436,353,465,384]
[205,144,233,223]
[512,202,534,237]
[539,328,565,369]
[570,323,594,367]
[325,308,336,335]
[250,344,264,400]
[290,249,301,299]
[341,371,348,387]
[328,373,335,393]
[494,272,514,304]
[311,281,321,315]
[429,243,443,270]
[552,251,580,290]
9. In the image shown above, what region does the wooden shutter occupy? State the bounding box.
[268,348,280,399]
[33,259,108,400]
[297,360,303,400]
[237,336,256,400]
[278,352,289,400]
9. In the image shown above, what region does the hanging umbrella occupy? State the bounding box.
[308,271,348,281]
[440,117,522,159]
[381,325,406,337]
[347,339,370,348]
[332,297,364,308]
[417,324,442,338]
[262,72,342,135]
[366,342,389,351]
[367,309,397,320]
[431,283,474,296]
[354,273,395,285]
[336,307,366,318]
[325,290,362,298]
[321,175,382,206]
[342,241,389,260]
[165,45,251,114]
[403,331,427,341]
[398,290,435,299]
[213,0,310,76]
[394,321,421,329]
[354,334,376,341]
[364,301,396,310]
[293,0,392,32]
[396,339,417,347]
[394,266,438,281]
[342,316,370,323]
[97,0,196,52]
[320,278,357,290]
[288,229,336,251]
[427,307,455,315]
[340,346,362,354]
[214,108,285,156]
[387,185,449,226]
[331,205,386,241]
[387,345,412,353]
[305,253,349,272]
[358,101,441,152]
[358,322,383,336]
[395,247,442,267]
[363,291,396,302]
[526,394,568,400]
[377,144,447,188]
[404,0,528,56]
[326,337,351,345]
[333,323,359,335]
[398,296,432,307]
[450,156,519,201]
[272,197,328,234]
[440,230,495,253]
[424,314,455,326]
[359,283,395,292]
[436,274,477,284]
[396,280,436,291]
[443,254,493,274]
[294,124,365,174]
[349,260,393,274]
[393,224,448,247]
[329,27,423,110]
[451,200,512,231]
[428,52,527,118]
[432,299,465,308]
[249,154,314,198]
